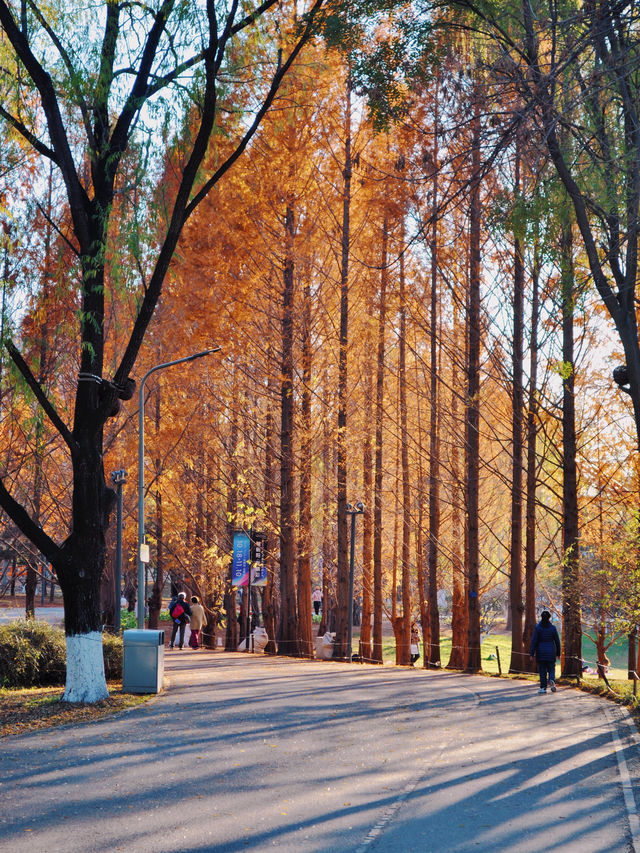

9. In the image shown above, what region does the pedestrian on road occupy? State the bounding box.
[169,592,192,649]
[189,596,205,649]
[529,609,560,694]
[410,622,421,666]
[312,587,322,616]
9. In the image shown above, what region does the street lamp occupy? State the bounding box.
[345,501,365,662]
[110,469,127,632]
[137,347,221,628]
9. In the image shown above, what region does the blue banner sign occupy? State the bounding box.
[232,531,251,587]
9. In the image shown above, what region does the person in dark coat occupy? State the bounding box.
[529,609,561,694]
[169,591,192,649]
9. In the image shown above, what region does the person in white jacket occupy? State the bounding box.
[189,595,206,649]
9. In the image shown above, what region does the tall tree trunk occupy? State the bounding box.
[509,144,525,674]
[465,94,482,673]
[415,342,428,668]
[27,168,54,621]
[372,215,389,665]
[523,247,540,670]
[399,218,412,667]
[560,221,582,678]
[319,388,334,637]
[427,124,441,668]
[278,201,298,657]
[391,405,402,664]
[297,274,313,659]
[447,298,467,669]
[360,339,374,661]
[225,380,240,652]
[334,76,352,662]
[263,348,278,655]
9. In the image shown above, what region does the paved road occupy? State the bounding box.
[1,651,639,852]
[0,604,64,624]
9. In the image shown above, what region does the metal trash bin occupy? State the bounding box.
[122,629,165,694]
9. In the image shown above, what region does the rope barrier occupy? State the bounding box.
[235,634,639,696]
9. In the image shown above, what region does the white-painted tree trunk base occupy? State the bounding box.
[63,632,109,703]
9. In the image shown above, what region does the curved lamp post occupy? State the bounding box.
[345,501,365,661]
[137,347,221,628]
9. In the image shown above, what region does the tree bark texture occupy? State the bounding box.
[523,249,540,670]
[465,95,482,673]
[334,77,352,662]
[278,201,298,657]
[297,275,313,659]
[560,222,582,678]
[509,145,525,674]
[372,215,389,665]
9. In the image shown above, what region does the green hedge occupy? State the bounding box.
[0,621,123,688]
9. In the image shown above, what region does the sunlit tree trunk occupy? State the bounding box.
[465,93,482,673]
[360,337,374,661]
[27,168,55,621]
[297,274,313,658]
[399,218,412,667]
[278,201,298,657]
[560,221,582,677]
[320,398,335,636]
[263,348,278,655]
[334,75,352,661]
[427,113,441,668]
[372,215,389,665]
[523,247,540,670]
[225,378,240,652]
[509,142,525,674]
[414,344,428,669]
[447,298,467,669]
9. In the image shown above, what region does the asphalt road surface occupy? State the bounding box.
[1,651,639,852]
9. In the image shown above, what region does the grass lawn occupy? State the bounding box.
[351,629,640,720]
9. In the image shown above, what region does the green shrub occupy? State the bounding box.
[0,621,123,688]
[102,632,123,680]
[120,609,137,629]
[0,621,66,688]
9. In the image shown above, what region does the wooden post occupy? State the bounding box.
[496,646,502,676]
[634,674,637,697]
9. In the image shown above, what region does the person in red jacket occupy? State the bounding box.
[529,609,561,694]
[169,591,192,649]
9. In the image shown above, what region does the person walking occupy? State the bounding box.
[169,591,192,649]
[529,609,561,694]
[410,622,421,666]
[311,587,322,616]
[188,595,206,649]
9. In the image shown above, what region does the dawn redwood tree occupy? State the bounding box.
[333,75,353,662]
[508,139,525,674]
[372,213,389,665]
[465,86,482,673]
[559,220,582,678]
[0,0,325,701]
[449,0,640,455]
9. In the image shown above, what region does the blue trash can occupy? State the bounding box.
[122,629,165,694]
